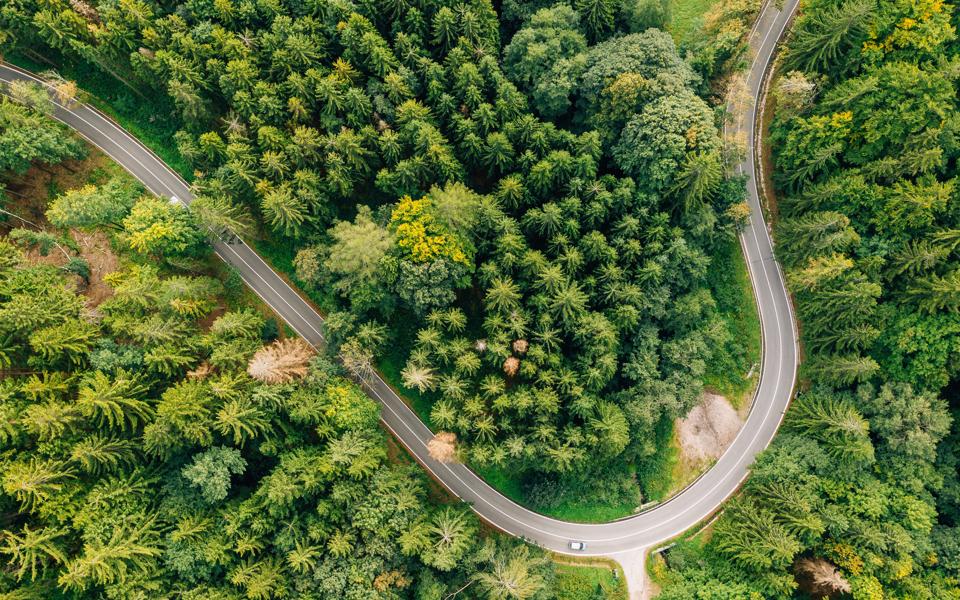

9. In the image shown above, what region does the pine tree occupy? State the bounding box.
[1,458,75,513]
[713,496,801,571]
[670,151,723,215]
[421,507,477,571]
[784,0,874,75]
[247,339,315,384]
[190,195,254,239]
[787,390,875,463]
[906,269,960,313]
[28,319,96,367]
[69,435,138,475]
[777,211,860,266]
[474,542,549,600]
[0,525,68,582]
[401,363,437,393]
[76,370,153,431]
[59,516,162,591]
[575,0,615,42]
[215,399,272,446]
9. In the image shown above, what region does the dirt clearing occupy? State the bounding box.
[22,228,119,307]
[676,392,743,466]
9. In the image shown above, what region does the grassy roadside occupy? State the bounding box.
[552,555,628,600]
[646,523,713,588]
[476,463,640,523]
[704,236,762,407]
[670,0,717,43]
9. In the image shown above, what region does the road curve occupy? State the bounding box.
[0,0,797,557]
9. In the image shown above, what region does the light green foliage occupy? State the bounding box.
[554,563,622,600]
[46,177,142,230]
[28,318,97,368]
[0,95,86,174]
[8,227,74,257]
[877,312,960,391]
[857,383,952,494]
[188,194,255,239]
[0,525,68,582]
[473,539,554,599]
[122,196,206,259]
[182,446,247,503]
[306,205,393,313]
[624,0,670,32]
[660,0,960,595]
[0,183,553,598]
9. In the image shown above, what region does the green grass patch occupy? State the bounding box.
[473,463,639,523]
[669,0,716,44]
[474,464,525,504]
[704,236,762,406]
[8,52,193,181]
[555,563,627,600]
[250,237,301,290]
[378,341,434,424]
[535,493,637,524]
[648,531,711,584]
[634,416,679,502]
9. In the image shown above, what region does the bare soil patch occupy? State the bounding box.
[21,228,119,307]
[3,150,116,228]
[72,229,118,306]
[676,392,743,466]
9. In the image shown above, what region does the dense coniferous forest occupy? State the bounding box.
[0,0,759,511]
[0,0,758,594]
[2,0,958,597]
[655,0,960,598]
[0,90,581,598]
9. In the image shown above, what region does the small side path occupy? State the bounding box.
[611,549,648,600]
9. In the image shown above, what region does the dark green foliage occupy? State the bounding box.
[0,93,86,175]
[659,0,960,597]
[503,4,588,98]
[11,0,955,596]
[621,0,671,32]
[0,222,556,599]
[772,0,960,399]
[782,0,875,77]
[613,92,720,195]
[7,0,744,484]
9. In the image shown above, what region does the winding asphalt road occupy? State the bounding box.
[0,0,798,582]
